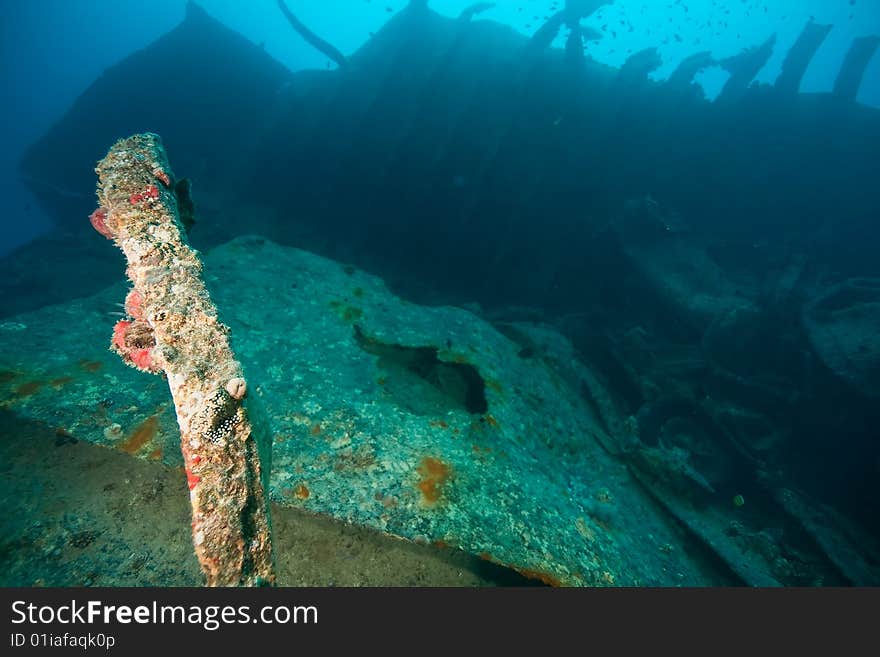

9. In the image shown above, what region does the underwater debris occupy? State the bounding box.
[276,0,347,69]
[619,47,663,84]
[93,133,274,587]
[775,20,833,95]
[802,278,880,398]
[458,2,495,24]
[773,487,880,586]
[528,1,609,56]
[834,35,880,101]
[717,34,777,102]
[666,51,715,91]
[2,0,878,590]
[7,232,875,586]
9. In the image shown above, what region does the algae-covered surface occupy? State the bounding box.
[0,236,728,586]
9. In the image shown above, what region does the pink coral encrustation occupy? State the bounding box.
[124,289,145,321]
[89,207,113,239]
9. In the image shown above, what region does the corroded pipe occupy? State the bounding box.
[92,133,275,586]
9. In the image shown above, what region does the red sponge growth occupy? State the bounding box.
[124,289,145,321]
[153,168,172,188]
[186,469,201,491]
[110,318,161,374]
[89,207,113,239]
[111,319,132,352]
[130,348,155,371]
[129,185,160,205]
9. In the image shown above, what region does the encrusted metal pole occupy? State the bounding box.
[91,133,274,586]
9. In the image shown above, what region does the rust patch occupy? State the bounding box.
[416,456,451,505]
[148,447,163,461]
[513,567,563,587]
[310,423,322,436]
[119,415,159,454]
[429,419,449,429]
[49,376,74,388]
[294,483,310,500]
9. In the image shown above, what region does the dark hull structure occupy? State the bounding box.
[9,2,880,584]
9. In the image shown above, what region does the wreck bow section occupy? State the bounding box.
[94,133,274,586]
